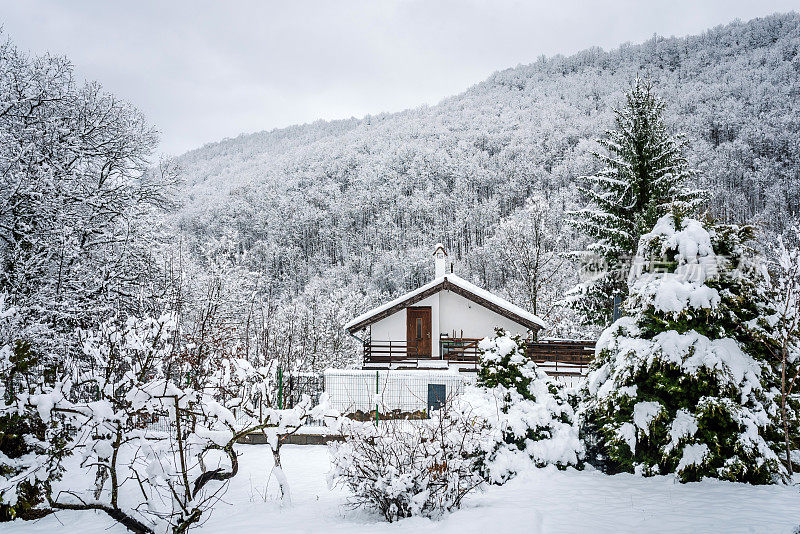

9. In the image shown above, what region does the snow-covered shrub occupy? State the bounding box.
[459,330,582,483]
[582,213,788,483]
[0,313,337,532]
[329,403,487,522]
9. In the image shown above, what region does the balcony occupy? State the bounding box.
[362,338,595,375]
[362,338,481,370]
[526,340,595,376]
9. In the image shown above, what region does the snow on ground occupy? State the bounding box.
[7,444,800,534]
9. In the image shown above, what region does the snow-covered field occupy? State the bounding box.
[8,444,800,534]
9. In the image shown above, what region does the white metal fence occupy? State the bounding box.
[324,369,475,415]
[140,369,583,431]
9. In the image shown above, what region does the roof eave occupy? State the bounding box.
[346,276,545,334]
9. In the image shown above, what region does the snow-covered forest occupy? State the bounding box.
[3,12,798,391]
[171,13,800,368]
[2,9,800,533]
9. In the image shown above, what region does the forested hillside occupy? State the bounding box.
[4,10,800,528]
[163,13,800,368]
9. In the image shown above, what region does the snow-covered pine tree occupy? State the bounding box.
[476,329,546,396]
[581,211,787,483]
[567,77,701,326]
[461,330,582,483]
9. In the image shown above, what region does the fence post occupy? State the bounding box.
[278,366,283,409]
[375,370,379,426]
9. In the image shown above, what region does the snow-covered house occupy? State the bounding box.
[344,244,546,372]
[327,245,592,414]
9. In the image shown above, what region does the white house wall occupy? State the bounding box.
[367,290,529,358]
[439,290,530,339]
[369,293,441,356]
[368,308,406,342]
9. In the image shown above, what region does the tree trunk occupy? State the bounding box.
[781,347,793,476]
[270,442,292,505]
[93,465,108,500]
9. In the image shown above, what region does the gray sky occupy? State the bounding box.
[1,1,797,155]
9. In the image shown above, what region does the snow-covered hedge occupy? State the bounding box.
[460,331,583,483]
[582,214,788,483]
[329,406,487,522]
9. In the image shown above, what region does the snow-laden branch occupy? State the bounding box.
[0,312,338,533]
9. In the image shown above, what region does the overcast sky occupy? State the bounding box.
[1,1,797,155]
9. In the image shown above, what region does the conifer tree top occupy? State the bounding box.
[628,214,721,315]
[566,77,703,327]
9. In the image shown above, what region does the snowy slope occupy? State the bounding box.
[171,12,800,306]
[8,445,800,534]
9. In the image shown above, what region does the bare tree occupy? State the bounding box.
[770,223,800,475]
[486,196,574,332]
[0,33,179,359]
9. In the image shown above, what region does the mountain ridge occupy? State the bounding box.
[173,12,800,314]
[178,12,797,162]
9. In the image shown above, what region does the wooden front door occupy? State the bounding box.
[406,307,432,357]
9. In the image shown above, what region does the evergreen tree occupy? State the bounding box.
[581,212,787,484]
[476,329,545,398]
[0,340,55,521]
[463,330,582,483]
[567,77,701,326]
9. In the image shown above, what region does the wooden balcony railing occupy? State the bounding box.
[362,338,482,367]
[440,337,481,363]
[525,339,596,376]
[363,340,421,364]
[362,338,596,375]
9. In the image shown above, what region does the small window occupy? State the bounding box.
[416,318,422,339]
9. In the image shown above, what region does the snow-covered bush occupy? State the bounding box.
[582,213,788,483]
[0,297,59,521]
[0,313,337,532]
[329,403,487,522]
[461,330,582,483]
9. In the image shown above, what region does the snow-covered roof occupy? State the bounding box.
[345,277,443,330]
[344,274,547,332]
[445,274,547,329]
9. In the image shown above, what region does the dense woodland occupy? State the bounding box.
[169,13,800,369]
[3,13,800,374]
